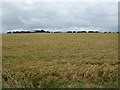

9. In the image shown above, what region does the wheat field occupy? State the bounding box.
[2,33,119,88]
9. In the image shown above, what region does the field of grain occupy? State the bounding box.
[2,33,119,88]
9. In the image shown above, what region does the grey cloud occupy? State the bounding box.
[2,2,118,33]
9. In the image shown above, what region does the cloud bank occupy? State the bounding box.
[2,2,118,33]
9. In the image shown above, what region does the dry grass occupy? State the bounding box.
[2,33,119,88]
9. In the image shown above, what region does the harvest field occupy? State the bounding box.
[2,33,119,88]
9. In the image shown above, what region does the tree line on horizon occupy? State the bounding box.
[7,29,119,34]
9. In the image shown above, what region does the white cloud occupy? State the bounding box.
[1,0,119,2]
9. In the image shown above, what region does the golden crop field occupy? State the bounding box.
[2,33,119,88]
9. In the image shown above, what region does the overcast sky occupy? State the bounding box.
[2,1,118,33]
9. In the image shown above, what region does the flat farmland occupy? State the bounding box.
[2,33,119,88]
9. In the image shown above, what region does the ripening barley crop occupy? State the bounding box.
[2,33,119,88]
